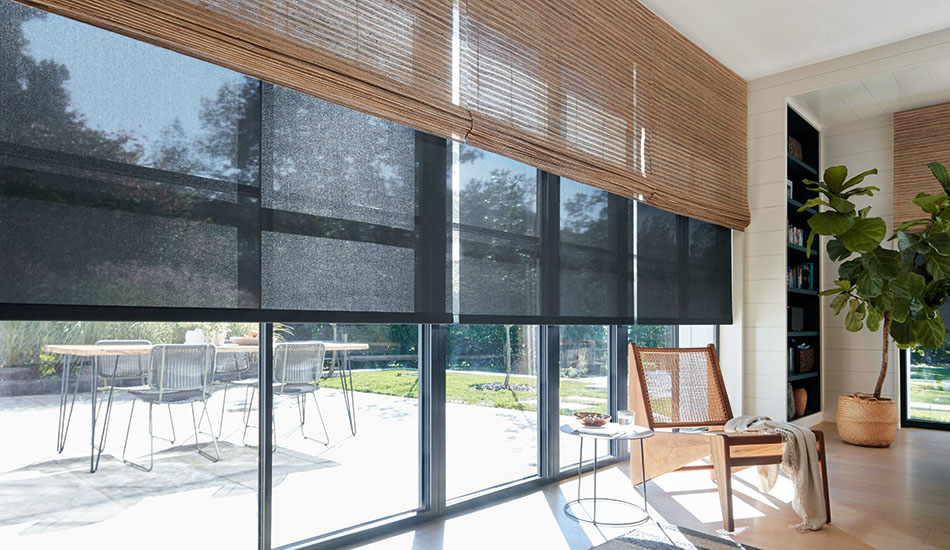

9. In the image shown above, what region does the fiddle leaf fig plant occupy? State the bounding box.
[800,162,950,399]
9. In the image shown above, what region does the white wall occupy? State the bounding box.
[744,28,950,424]
[821,115,900,417]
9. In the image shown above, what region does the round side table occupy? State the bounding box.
[560,422,654,526]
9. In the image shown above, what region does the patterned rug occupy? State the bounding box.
[589,523,762,550]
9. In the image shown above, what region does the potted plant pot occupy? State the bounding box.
[836,394,897,447]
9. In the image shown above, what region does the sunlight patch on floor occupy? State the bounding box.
[671,492,766,524]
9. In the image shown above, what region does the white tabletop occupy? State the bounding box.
[560,422,654,440]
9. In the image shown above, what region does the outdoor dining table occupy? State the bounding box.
[44,341,369,473]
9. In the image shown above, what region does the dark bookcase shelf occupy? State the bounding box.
[788,152,818,176]
[786,105,822,422]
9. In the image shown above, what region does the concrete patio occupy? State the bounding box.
[0,381,603,550]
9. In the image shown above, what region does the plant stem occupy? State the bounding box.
[874,311,891,399]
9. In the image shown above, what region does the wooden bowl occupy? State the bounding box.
[574,412,610,427]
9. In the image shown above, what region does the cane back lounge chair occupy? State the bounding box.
[629,344,831,531]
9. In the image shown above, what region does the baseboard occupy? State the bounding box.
[790,410,824,428]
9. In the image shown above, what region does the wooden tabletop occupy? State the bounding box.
[43,341,369,356]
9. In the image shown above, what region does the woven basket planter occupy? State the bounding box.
[836,394,897,447]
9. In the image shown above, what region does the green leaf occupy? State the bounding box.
[926,254,950,281]
[843,186,880,198]
[840,217,887,253]
[895,219,931,233]
[838,259,863,282]
[808,211,854,236]
[826,238,851,261]
[891,298,911,323]
[929,161,950,195]
[841,168,879,191]
[819,287,844,296]
[799,197,831,211]
[845,299,866,331]
[890,318,916,344]
[858,206,872,218]
[892,271,926,299]
[861,248,902,279]
[915,317,945,349]
[866,307,882,332]
[830,293,850,315]
[824,165,848,193]
[928,233,950,255]
[856,269,885,298]
[805,230,816,258]
[829,196,856,214]
[914,193,941,214]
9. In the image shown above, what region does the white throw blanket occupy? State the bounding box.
[724,415,826,532]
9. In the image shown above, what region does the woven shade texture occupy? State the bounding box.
[633,347,731,428]
[894,102,950,229]
[18,0,749,230]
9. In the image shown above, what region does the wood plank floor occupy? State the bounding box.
[346,423,950,550]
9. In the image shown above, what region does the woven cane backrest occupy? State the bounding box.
[630,344,732,428]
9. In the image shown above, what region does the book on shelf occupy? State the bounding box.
[787,262,814,291]
[787,225,807,247]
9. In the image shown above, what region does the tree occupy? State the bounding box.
[0,3,143,164]
[803,163,950,398]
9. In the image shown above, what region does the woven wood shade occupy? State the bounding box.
[17,0,750,230]
[894,102,950,228]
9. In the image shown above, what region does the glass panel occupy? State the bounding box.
[269,323,421,546]
[908,340,950,424]
[558,325,610,469]
[260,85,420,312]
[446,324,539,499]
[0,320,258,549]
[629,325,677,347]
[635,202,679,323]
[263,85,416,229]
[0,4,260,308]
[559,178,623,317]
[2,3,259,183]
[452,145,540,315]
[261,232,414,312]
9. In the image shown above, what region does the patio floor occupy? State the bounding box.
[0,383,599,549]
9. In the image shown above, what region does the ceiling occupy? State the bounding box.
[791,59,950,127]
[637,0,950,80]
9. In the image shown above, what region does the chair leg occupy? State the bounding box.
[709,435,734,532]
[190,401,220,463]
[216,384,229,439]
[816,430,832,524]
[122,400,155,472]
[242,386,278,449]
[295,392,329,445]
[153,404,176,444]
[243,386,256,447]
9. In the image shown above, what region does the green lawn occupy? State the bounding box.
[321,369,607,415]
[908,378,950,423]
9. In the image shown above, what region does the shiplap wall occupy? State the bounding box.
[821,115,900,415]
[743,28,950,423]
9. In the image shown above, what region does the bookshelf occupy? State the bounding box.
[786,106,821,421]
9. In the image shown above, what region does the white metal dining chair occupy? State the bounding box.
[241,342,328,447]
[122,344,218,471]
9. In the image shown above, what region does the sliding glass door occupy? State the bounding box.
[903,342,950,428]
